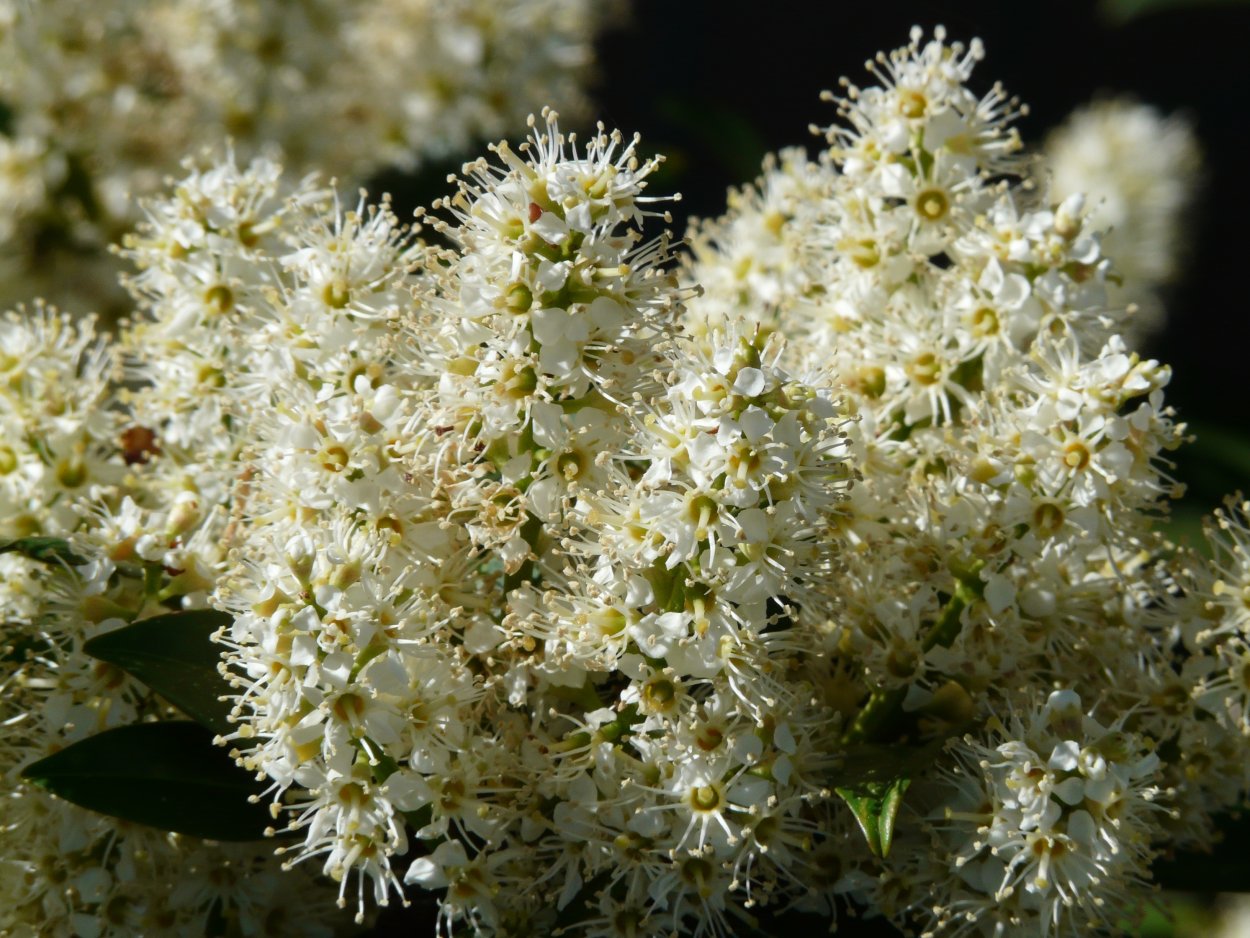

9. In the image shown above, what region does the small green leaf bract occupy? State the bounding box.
[83,609,234,735]
[21,722,275,841]
[836,776,911,858]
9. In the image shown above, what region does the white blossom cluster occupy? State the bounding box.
[107,112,855,932]
[0,311,356,936]
[683,27,1247,936]
[1,26,1246,938]
[1044,99,1201,344]
[0,0,617,316]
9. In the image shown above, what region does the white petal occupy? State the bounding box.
[531,211,568,245]
[732,367,767,397]
[983,574,1016,615]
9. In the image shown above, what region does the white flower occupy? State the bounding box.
[925,691,1163,935]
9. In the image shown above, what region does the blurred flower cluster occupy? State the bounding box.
[0,21,1236,938]
[1044,98,1201,344]
[0,0,616,317]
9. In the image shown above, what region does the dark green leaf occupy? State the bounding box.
[0,536,85,566]
[21,721,276,841]
[836,776,911,858]
[83,610,234,735]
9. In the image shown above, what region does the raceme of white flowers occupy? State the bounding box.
[2,26,1246,938]
[0,310,348,936]
[0,0,616,317]
[1043,98,1201,345]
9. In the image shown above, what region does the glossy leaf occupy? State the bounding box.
[836,776,911,858]
[0,536,85,566]
[83,609,234,735]
[21,722,276,841]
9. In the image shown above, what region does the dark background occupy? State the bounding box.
[372,1,1250,933]
[594,0,1248,427]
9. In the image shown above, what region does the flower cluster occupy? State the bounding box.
[0,311,352,937]
[682,26,1244,935]
[143,112,853,933]
[1044,99,1201,343]
[1,26,1246,938]
[922,691,1163,935]
[0,0,617,316]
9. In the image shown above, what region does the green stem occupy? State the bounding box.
[841,686,908,745]
[843,569,981,745]
[922,578,978,653]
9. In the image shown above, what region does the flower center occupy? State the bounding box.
[915,188,950,222]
